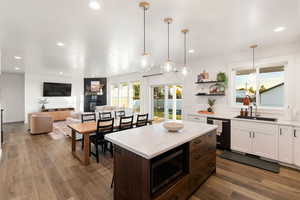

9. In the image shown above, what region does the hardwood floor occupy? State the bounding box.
[1,123,300,200]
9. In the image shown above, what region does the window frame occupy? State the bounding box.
[231,63,287,110]
[110,81,141,111]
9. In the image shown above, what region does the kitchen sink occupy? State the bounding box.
[235,116,277,122]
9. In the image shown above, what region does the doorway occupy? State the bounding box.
[152,85,183,122]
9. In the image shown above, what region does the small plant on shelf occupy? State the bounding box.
[217,72,228,86]
[207,99,216,113]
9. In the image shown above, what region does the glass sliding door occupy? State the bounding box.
[153,86,165,122]
[152,84,183,122]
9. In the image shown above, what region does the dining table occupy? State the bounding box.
[68,118,153,165]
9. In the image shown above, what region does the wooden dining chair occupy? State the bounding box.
[81,113,96,123]
[119,116,134,131]
[136,114,149,127]
[81,113,97,149]
[115,110,126,118]
[99,112,112,120]
[90,118,114,163]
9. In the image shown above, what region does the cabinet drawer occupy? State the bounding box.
[190,135,207,152]
[206,131,216,151]
[155,176,189,200]
[190,150,216,173]
[188,154,216,193]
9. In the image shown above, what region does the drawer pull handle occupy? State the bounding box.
[194,140,202,144]
[280,128,282,135]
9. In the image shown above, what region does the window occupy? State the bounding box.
[111,84,119,107]
[233,65,284,108]
[110,81,141,111]
[131,82,141,113]
[120,83,129,108]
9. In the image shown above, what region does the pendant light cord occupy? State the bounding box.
[167,22,170,61]
[143,7,146,54]
[253,47,254,70]
[184,32,187,66]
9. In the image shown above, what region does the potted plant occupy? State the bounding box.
[38,98,49,110]
[217,72,228,85]
[207,99,216,113]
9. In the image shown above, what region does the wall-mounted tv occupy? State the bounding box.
[43,82,72,97]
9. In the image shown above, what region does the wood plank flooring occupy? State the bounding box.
[1,123,300,200]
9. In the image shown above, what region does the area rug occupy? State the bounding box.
[48,121,70,140]
[219,151,280,173]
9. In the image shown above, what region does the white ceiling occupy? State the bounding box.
[0,0,300,76]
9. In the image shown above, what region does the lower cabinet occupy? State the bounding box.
[231,127,252,154]
[232,120,300,168]
[278,126,294,164]
[293,128,300,167]
[278,126,300,167]
[231,120,278,160]
[251,130,278,160]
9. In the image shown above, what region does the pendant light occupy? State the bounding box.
[139,2,153,72]
[248,44,258,82]
[181,29,189,76]
[161,18,176,73]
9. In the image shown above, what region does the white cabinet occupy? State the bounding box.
[294,128,300,167]
[231,120,278,160]
[187,114,206,123]
[231,127,252,154]
[278,126,294,164]
[252,130,278,160]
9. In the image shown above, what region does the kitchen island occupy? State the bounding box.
[105,121,217,200]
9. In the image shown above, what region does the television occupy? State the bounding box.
[43,82,72,97]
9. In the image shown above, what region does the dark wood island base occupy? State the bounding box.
[113,130,216,200]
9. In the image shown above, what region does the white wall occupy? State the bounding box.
[108,42,300,121]
[0,72,25,123]
[24,73,84,123]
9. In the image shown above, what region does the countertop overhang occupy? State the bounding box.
[105,121,217,159]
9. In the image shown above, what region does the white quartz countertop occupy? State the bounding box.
[105,121,217,160]
[188,112,300,127]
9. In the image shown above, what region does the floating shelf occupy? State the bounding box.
[195,81,224,84]
[195,93,225,96]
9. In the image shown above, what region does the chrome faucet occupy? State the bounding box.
[249,103,258,118]
[253,102,258,117]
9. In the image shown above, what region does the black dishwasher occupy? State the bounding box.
[207,117,231,150]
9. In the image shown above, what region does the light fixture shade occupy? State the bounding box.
[141,53,153,72]
[89,0,101,10]
[181,65,189,76]
[161,60,175,73]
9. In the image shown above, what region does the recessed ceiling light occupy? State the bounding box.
[15,67,20,70]
[59,72,63,75]
[56,42,65,47]
[273,26,286,32]
[189,49,195,53]
[14,56,22,60]
[89,0,101,10]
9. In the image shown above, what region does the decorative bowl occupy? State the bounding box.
[163,121,184,132]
